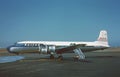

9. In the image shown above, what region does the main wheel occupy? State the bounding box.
[50,55,55,59]
[58,55,63,60]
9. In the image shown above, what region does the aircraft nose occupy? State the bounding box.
[7,46,12,53]
[7,45,14,53]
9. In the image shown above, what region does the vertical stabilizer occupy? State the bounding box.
[97,30,108,42]
[96,30,109,47]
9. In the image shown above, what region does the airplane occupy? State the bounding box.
[7,30,110,60]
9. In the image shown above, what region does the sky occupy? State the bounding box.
[0,0,120,47]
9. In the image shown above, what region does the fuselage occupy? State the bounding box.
[7,41,109,54]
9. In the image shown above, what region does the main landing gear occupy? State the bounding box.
[57,55,63,60]
[49,54,63,61]
[50,54,55,59]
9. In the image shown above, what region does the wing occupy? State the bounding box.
[55,44,85,54]
[55,44,86,59]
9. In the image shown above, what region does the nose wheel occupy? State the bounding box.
[15,53,19,55]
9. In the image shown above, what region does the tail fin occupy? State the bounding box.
[97,30,108,42]
[97,30,109,47]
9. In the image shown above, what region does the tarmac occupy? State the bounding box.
[0,48,120,77]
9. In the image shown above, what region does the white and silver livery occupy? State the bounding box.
[7,30,110,60]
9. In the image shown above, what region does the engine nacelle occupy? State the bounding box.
[39,44,55,54]
[40,45,48,54]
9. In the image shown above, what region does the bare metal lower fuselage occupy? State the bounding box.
[7,45,107,54]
